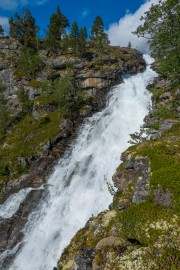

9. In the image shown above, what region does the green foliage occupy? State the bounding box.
[90,16,109,51]
[0,25,4,36]
[0,83,10,134]
[0,110,63,190]
[77,27,87,57]
[135,0,180,85]
[53,75,84,116]
[46,6,69,51]
[69,22,87,57]
[15,46,41,78]
[154,106,171,119]
[9,9,38,49]
[127,41,132,49]
[128,126,147,145]
[29,79,43,89]
[134,130,180,213]
[70,21,79,52]
[17,87,32,114]
[104,176,116,196]
[120,201,172,244]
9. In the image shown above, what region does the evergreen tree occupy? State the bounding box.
[77,27,87,57]
[134,0,180,85]
[54,75,84,117]
[0,84,10,134]
[90,16,109,50]
[128,41,132,49]
[46,6,69,50]
[9,10,38,49]
[0,25,4,37]
[70,21,79,53]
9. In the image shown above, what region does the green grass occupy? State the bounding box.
[0,110,63,190]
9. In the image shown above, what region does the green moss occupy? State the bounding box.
[29,79,43,89]
[58,227,87,269]
[0,110,63,190]
[134,139,180,213]
[154,106,176,119]
[120,201,172,245]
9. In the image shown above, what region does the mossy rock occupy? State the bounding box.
[96,236,126,249]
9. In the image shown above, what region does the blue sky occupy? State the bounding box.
[0,0,158,52]
[0,0,145,35]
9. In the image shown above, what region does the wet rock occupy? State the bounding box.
[0,189,44,254]
[153,189,173,208]
[108,203,113,210]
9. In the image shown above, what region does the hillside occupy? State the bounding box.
[0,37,147,268]
[0,37,145,199]
[57,69,180,270]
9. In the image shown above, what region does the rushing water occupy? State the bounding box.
[1,55,157,270]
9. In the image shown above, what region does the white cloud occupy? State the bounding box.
[0,16,9,34]
[107,0,159,53]
[0,0,48,10]
[82,8,90,18]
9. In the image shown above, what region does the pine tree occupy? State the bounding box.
[46,6,69,51]
[0,25,4,37]
[90,16,109,50]
[0,84,10,134]
[128,41,132,49]
[70,21,79,53]
[9,10,38,49]
[77,27,87,57]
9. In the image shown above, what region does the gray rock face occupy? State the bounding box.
[113,157,150,204]
[159,120,178,132]
[0,189,44,269]
[131,158,150,204]
[75,248,96,270]
[153,189,173,207]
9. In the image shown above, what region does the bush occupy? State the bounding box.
[16,46,42,78]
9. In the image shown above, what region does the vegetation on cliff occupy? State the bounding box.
[135,0,180,86]
[58,0,180,269]
[0,6,145,194]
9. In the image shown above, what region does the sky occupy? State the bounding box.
[0,0,159,52]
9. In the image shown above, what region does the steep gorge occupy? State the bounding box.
[0,38,148,269]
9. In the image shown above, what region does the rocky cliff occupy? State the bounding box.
[0,37,146,267]
[0,37,145,199]
[57,75,180,269]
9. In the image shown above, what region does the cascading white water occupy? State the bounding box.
[2,55,157,270]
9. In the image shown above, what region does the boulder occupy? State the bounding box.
[96,236,126,249]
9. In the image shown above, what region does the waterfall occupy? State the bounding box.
[1,55,157,270]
